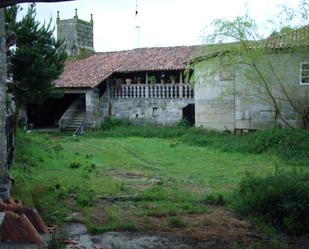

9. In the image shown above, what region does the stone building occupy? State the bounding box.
[48,46,197,130]
[57,9,94,57]
[30,15,308,132]
[194,26,309,130]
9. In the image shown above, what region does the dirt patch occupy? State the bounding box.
[129,206,261,248]
[106,170,161,190]
[90,205,109,226]
[63,224,194,249]
[107,170,149,179]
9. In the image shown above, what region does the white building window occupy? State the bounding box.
[300,62,309,85]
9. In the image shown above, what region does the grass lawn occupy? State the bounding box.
[11,129,309,247]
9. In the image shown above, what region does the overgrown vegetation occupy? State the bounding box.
[233,172,309,235]
[96,118,309,163]
[11,122,309,242]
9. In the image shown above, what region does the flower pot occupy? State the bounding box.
[0,185,10,202]
[125,78,132,85]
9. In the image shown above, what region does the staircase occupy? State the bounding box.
[65,109,86,131]
[58,97,86,131]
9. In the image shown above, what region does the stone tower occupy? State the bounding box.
[57,9,94,57]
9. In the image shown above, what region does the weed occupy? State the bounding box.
[167,216,187,228]
[88,220,138,234]
[70,160,82,169]
[202,193,225,206]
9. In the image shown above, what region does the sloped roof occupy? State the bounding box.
[192,25,309,63]
[265,25,309,49]
[56,26,309,89]
[55,46,200,88]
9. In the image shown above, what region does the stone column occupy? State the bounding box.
[0,9,8,184]
[86,88,100,128]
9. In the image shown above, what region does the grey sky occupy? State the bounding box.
[19,0,301,52]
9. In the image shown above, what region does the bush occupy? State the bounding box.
[101,117,132,131]
[182,127,309,162]
[247,128,309,161]
[98,120,309,162]
[97,118,187,139]
[233,172,309,235]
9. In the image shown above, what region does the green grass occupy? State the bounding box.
[11,128,308,234]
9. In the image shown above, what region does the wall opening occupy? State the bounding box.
[183,104,195,126]
[27,94,84,128]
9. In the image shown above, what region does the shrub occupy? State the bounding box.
[233,172,309,235]
[98,120,188,139]
[101,117,132,131]
[182,127,309,162]
[247,128,309,161]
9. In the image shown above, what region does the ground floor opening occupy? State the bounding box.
[183,104,195,126]
[27,93,84,128]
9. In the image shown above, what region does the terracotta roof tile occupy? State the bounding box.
[55,46,200,88]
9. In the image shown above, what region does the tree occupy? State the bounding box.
[5,4,67,132]
[198,1,309,129]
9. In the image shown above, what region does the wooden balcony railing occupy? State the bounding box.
[111,83,194,99]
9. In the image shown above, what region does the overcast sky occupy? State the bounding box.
[19,0,302,52]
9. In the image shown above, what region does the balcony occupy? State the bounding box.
[111,83,194,99]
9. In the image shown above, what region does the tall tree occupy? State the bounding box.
[6,4,66,132]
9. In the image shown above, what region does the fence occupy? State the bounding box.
[111,83,194,99]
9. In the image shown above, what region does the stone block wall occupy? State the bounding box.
[194,61,235,131]
[85,89,100,127]
[0,9,8,183]
[194,53,309,131]
[110,98,193,125]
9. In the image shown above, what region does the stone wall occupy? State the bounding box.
[85,89,100,127]
[194,53,309,131]
[110,98,194,125]
[0,9,8,183]
[194,60,235,130]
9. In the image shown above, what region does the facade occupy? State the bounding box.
[36,17,308,132]
[194,52,309,131]
[193,26,309,131]
[53,46,197,130]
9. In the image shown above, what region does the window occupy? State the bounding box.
[300,62,309,85]
[152,107,158,117]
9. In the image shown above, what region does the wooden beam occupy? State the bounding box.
[0,0,74,8]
